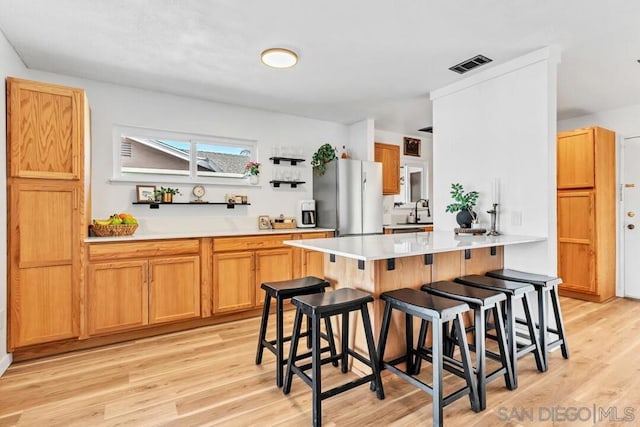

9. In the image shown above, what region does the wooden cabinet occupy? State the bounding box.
[6,77,90,349]
[292,232,331,279]
[87,240,201,335]
[212,234,294,314]
[374,142,400,195]
[87,260,148,335]
[255,248,294,307]
[556,126,616,302]
[149,256,201,324]
[213,252,255,314]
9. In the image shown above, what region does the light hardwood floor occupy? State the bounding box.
[1,296,639,426]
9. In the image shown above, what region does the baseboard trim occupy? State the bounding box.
[0,353,12,377]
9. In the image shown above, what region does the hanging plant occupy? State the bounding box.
[311,144,337,175]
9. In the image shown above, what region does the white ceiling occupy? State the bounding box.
[1,0,639,135]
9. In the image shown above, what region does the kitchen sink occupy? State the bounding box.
[395,222,433,225]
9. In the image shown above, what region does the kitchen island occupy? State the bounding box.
[284,231,545,366]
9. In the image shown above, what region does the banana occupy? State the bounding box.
[93,219,111,226]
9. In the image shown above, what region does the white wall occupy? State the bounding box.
[0,29,28,375]
[24,70,350,223]
[558,103,640,136]
[430,47,560,274]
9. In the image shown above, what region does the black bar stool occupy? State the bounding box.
[377,288,479,427]
[486,269,569,367]
[283,288,384,427]
[421,281,514,410]
[255,276,337,388]
[454,275,545,387]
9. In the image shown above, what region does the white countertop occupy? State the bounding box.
[85,227,334,243]
[284,231,546,261]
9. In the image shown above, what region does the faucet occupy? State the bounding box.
[415,199,429,222]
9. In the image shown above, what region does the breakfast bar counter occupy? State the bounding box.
[284,231,545,366]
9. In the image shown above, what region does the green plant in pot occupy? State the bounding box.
[311,143,337,175]
[445,183,479,228]
[155,186,181,203]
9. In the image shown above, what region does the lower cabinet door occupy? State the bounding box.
[255,248,294,307]
[12,265,79,348]
[149,255,201,324]
[87,260,149,335]
[213,251,256,314]
[302,249,325,279]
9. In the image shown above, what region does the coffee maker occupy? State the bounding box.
[297,200,316,228]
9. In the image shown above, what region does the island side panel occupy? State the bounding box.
[323,254,432,373]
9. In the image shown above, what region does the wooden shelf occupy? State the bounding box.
[269,180,306,188]
[269,157,305,166]
[133,202,251,209]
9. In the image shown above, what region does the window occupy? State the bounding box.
[114,125,257,183]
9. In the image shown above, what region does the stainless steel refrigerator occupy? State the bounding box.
[313,158,383,236]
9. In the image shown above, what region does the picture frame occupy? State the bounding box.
[136,185,156,202]
[403,137,421,157]
[258,215,271,230]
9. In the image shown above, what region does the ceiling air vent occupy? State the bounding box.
[449,54,493,74]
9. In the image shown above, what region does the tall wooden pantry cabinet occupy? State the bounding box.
[6,77,91,349]
[556,126,615,302]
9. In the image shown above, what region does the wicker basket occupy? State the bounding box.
[91,223,138,237]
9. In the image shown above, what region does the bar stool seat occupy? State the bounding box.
[377,288,479,427]
[455,275,545,387]
[486,269,569,367]
[283,288,384,427]
[255,276,337,388]
[421,281,514,411]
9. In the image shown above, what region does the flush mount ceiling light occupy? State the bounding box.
[261,48,298,69]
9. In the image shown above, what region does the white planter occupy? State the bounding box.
[249,174,259,185]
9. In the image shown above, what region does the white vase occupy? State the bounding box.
[249,174,259,185]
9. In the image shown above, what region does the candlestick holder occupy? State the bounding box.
[487,203,500,236]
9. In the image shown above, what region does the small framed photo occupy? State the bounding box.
[258,215,271,230]
[403,137,421,157]
[136,185,156,202]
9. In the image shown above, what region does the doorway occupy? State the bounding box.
[622,135,640,298]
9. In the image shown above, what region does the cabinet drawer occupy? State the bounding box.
[89,239,200,261]
[295,232,328,240]
[213,234,292,251]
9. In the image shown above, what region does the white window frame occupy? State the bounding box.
[111,124,258,185]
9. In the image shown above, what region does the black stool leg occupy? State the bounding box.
[324,316,339,367]
[431,317,443,427]
[312,311,322,427]
[474,308,486,411]
[453,314,480,413]
[276,297,285,387]
[283,307,304,394]
[255,291,271,365]
[550,285,570,359]
[360,304,384,399]
[504,297,518,389]
[413,319,429,375]
[493,304,515,390]
[340,312,350,373]
[537,287,549,372]
[522,292,545,372]
[377,301,393,370]
[405,313,414,374]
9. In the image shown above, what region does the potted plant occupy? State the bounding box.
[311,143,337,175]
[245,161,261,185]
[155,186,181,203]
[445,183,479,228]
